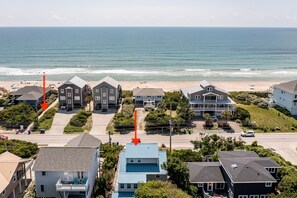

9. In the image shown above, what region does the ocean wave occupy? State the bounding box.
[185,69,211,72]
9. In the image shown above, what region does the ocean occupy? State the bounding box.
[0,27,297,82]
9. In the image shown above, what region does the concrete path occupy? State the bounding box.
[89,109,116,136]
[229,121,243,133]
[47,109,77,135]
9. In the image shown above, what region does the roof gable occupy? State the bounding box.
[187,162,225,183]
[94,76,120,88]
[274,80,297,94]
[67,133,101,148]
[133,88,165,96]
[63,76,87,88]
[125,143,159,158]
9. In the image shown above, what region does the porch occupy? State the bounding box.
[56,177,88,191]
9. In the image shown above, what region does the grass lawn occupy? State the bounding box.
[238,104,297,132]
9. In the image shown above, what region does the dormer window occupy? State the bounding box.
[207,87,213,91]
[267,168,275,173]
[195,95,201,99]
[265,182,272,187]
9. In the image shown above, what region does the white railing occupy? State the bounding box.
[56,178,88,191]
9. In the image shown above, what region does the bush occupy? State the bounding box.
[64,110,91,133]
[122,104,134,117]
[121,90,133,98]
[0,139,38,158]
[122,98,133,105]
[234,107,251,120]
[274,105,291,117]
[252,98,263,105]
[0,103,36,128]
[257,102,268,109]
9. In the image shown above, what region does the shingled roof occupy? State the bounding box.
[133,88,164,96]
[95,76,120,88]
[218,151,259,159]
[63,76,87,88]
[67,133,101,148]
[187,162,225,183]
[11,86,51,96]
[274,80,297,94]
[33,147,96,172]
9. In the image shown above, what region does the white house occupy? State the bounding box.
[33,133,101,198]
[133,88,165,108]
[273,80,297,115]
[181,80,236,117]
[112,143,167,198]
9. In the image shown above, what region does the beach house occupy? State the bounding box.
[273,80,297,115]
[93,76,121,111]
[58,76,90,110]
[10,86,52,110]
[33,133,101,198]
[180,80,236,117]
[187,151,280,198]
[133,88,165,108]
[112,143,167,198]
[0,151,33,198]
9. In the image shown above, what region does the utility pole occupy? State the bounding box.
[169,102,173,152]
[108,131,111,145]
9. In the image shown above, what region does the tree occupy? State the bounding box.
[134,180,191,198]
[278,173,297,194]
[176,97,195,124]
[85,95,93,112]
[203,113,213,127]
[221,110,232,124]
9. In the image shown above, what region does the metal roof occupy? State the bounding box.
[63,76,87,88]
[133,88,164,97]
[187,162,225,183]
[125,143,159,158]
[95,76,120,88]
[67,133,101,148]
[274,80,297,94]
[200,80,214,88]
[33,147,96,172]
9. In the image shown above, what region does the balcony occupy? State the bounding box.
[56,177,88,191]
[203,189,227,198]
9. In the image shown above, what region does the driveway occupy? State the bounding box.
[89,109,116,135]
[47,109,77,135]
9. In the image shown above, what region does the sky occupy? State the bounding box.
[0,0,297,27]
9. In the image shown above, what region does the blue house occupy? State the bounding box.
[112,143,167,198]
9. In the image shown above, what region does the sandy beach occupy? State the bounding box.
[0,80,280,92]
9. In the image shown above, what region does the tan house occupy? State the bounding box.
[133,88,165,108]
[0,151,33,198]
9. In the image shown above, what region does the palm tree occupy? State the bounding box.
[203,113,213,127]
[221,110,232,125]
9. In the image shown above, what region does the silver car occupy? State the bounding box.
[240,130,255,137]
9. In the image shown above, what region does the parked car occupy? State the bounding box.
[0,134,8,140]
[40,128,45,134]
[241,130,255,137]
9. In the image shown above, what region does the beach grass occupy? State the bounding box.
[238,105,297,132]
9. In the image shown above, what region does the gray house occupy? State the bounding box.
[10,86,52,110]
[33,133,101,198]
[188,151,280,198]
[93,76,121,110]
[58,76,89,110]
[181,80,236,117]
[133,88,165,108]
[273,80,297,115]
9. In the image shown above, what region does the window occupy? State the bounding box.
[95,96,100,100]
[41,185,44,192]
[295,95,297,98]
[207,87,213,91]
[215,183,224,189]
[198,183,203,187]
[75,89,79,94]
[134,184,138,189]
[42,171,46,176]
[265,182,272,187]
[267,168,275,173]
[110,89,114,93]
[67,92,71,97]
[260,195,268,198]
[195,95,201,99]
[156,175,160,179]
[120,184,125,189]
[60,89,64,93]
[1,190,6,196]
[96,89,99,93]
[103,100,107,104]
[103,93,107,97]
[74,96,80,101]
[60,96,66,100]
[13,173,17,182]
[137,158,142,163]
[219,95,223,99]
[127,184,131,189]
[109,96,115,101]
[130,159,134,163]
[68,99,72,104]
[249,196,259,198]
[238,196,248,198]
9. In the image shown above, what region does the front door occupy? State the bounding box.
[207,183,213,191]
[101,87,108,110]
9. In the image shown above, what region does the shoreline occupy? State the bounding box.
[0,80,280,92]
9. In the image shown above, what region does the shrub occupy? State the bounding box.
[121,90,133,98]
[122,98,133,105]
[257,102,268,109]
[274,105,291,117]
[69,110,91,127]
[252,98,263,105]
[0,139,38,158]
[122,104,134,117]
[234,107,251,120]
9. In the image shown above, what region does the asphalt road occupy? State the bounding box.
[6,132,297,165]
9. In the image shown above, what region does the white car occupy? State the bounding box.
[240,130,255,137]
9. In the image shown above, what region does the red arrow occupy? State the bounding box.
[132,110,141,145]
[40,72,49,111]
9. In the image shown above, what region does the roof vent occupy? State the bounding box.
[231,164,238,169]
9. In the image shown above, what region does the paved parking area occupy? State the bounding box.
[47,109,77,135]
[89,109,116,135]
